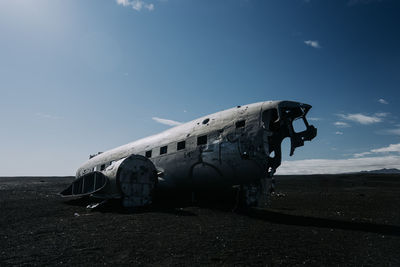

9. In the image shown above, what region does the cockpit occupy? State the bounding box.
[261,101,317,173]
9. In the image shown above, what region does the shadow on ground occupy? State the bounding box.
[64,189,400,237]
[242,208,400,237]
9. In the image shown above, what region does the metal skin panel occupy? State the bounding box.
[66,100,316,203]
[117,155,157,207]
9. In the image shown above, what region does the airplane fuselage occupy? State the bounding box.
[74,100,316,199]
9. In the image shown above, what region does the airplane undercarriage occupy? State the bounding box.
[237,169,276,208]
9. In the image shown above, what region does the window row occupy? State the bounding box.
[145,134,207,158]
[91,119,246,169]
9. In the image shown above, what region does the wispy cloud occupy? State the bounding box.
[304,40,321,49]
[276,155,400,175]
[378,98,388,104]
[354,143,400,157]
[374,112,389,117]
[371,143,400,153]
[353,152,372,157]
[338,113,382,125]
[116,0,154,11]
[308,117,322,121]
[377,128,400,136]
[35,112,61,120]
[335,131,343,135]
[334,121,350,128]
[152,117,182,126]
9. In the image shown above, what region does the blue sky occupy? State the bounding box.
[0,0,399,175]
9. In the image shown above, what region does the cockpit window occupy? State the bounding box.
[293,118,307,133]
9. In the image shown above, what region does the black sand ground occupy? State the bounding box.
[1,174,399,266]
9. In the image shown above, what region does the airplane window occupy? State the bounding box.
[177,141,186,150]
[100,164,105,171]
[202,118,210,124]
[145,150,152,158]
[160,146,168,155]
[236,120,245,128]
[197,135,207,145]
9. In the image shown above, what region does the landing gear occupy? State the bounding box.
[237,167,277,209]
[267,167,276,195]
[241,184,260,207]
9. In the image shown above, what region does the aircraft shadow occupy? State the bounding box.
[63,195,400,236]
[241,208,400,237]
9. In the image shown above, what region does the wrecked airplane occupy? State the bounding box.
[60,101,317,207]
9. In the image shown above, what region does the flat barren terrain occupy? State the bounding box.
[1,174,399,266]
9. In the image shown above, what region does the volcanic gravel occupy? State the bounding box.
[0,174,399,266]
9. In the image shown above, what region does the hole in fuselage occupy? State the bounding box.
[262,109,279,131]
[269,150,275,158]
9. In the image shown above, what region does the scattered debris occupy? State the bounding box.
[86,200,108,210]
[272,192,286,197]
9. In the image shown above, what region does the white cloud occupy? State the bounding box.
[116,0,154,11]
[338,113,382,125]
[353,143,400,158]
[371,143,400,154]
[378,98,388,104]
[146,3,154,10]
[152,117,182,126]
[374,112,389,117]
[335,131,343,135]
[334,121,350,128]
[304,40,321,49]
[276,156,400,175]
[353,152,372,158]
[35,112,60,120]
[116,0,130,6]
